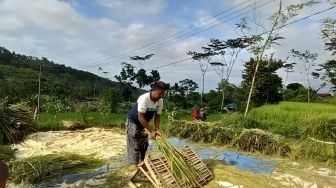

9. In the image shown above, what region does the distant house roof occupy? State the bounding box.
[316,93,332,99]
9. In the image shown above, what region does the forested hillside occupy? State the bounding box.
[0,46,128,102]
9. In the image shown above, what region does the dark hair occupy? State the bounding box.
[151,81,170,91]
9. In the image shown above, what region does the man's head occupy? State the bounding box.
[150,81,170,101]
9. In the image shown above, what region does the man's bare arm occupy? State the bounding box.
[154,114,160,131]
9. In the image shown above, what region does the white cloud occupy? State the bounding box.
[97,0,167,17]
[0,0,88,34]
[0,0,334,93]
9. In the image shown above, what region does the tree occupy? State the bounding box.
[207,37,255,111]
[290,49,318,102]
[115,62,136,86]
[319,17,336,93]
[287,83,304,91]
[284,83,316,102]
[135,69,150,89]
[321,18,336,55]
[242,57,284,106]
[187,50,214,104]
[237,0,318,116]
[115,62,161,89]
[314,60,336,93]
[166,79,199,109]
[282,61,296,100]
[130,54,154,69]
[149,70,160,83]
[179,79,199,96]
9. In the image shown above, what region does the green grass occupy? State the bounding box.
[169,110,244,126]
[0,145,15,162]
[324,95,336,106]
[245,102,336,138]
[38,112,127,124]
[38,112,127,130]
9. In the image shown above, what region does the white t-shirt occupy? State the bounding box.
[137,92,163,115]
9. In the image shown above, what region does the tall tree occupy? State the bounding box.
[115,62,161,89]
[282,61,296,100]
[237,0,318,116]
[318,17,336,92]
[179,79,199,96]
[130,54,154,69]
[148,70,161,83]
[187,50,214,104]
[321,18,336,55]
[313,60,336,93]
[242,57,284,106]
[115,62,136,86]
[135,69,150,89]
[207,37,255,111]
[166,79,199,109]
[290,49,318,102]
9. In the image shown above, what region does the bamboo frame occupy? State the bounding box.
[128,147,213,188]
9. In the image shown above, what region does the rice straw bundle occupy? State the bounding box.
[155,136,201,186]
[231,128,290,156]
[9,154,104,184]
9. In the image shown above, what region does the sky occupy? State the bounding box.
[0,0,335,93]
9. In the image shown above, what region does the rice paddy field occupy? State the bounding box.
[245,102,336,139]
[2,100,336,187]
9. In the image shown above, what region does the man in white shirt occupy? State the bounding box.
[126,81,170,164]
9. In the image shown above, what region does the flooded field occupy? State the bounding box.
[10,128,336,188]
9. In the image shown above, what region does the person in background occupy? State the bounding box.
[126,81,170,165]
[0,160,9,188]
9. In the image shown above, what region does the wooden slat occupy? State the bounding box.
[129,146,212,188]
[179,146,213,185]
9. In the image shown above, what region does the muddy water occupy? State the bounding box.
[10,128,336,188]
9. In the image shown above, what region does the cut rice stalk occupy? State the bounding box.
[155,136,202,186]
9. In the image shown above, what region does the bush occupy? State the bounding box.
[116,102,134,114]
[75,103,89,123]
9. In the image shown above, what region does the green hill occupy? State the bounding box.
[0,46,134,102]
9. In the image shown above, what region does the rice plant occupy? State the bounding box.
[231,129,291,156]
[246,102,336,138]
[294,138,336,162]
[155,136,201,186]
[213,127,240,145]
[303,118,336,142]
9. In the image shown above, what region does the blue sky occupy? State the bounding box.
[0,0,335,92]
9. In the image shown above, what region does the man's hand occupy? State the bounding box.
[150,130,157,140]
[155,129,161,137]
